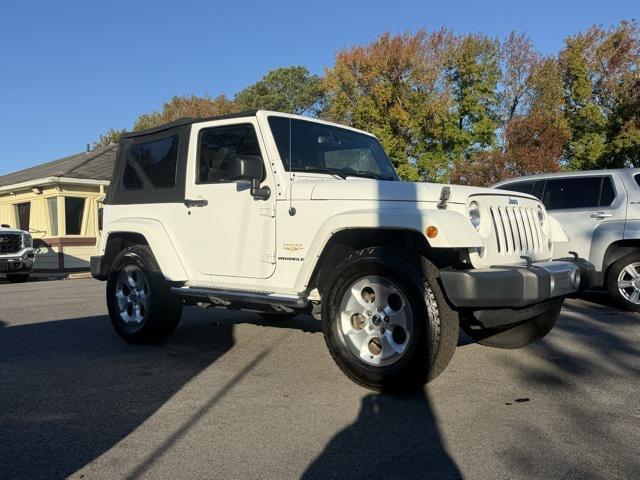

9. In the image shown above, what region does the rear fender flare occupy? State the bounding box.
[101,218,188,281]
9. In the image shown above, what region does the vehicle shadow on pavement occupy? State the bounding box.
[502,299,640,478]
[0,310,235,480]
[302,391,462,480]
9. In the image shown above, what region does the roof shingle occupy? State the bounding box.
[0,144,117,188]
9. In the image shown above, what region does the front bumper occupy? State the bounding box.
[440,258,594,309]
[0,250,35,274]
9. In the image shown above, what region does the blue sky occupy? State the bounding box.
[0,0,637,175]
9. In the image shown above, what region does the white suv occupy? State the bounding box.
[495,169,640,311]
[0,224,35,282]
[91,110,592,390]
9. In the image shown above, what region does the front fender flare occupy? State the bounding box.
[295,207,483,291]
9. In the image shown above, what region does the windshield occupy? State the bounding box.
[268,116,398,181]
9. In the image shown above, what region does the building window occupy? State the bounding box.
[65,197,85,235]
[48,197,58,237]
[15,202,30,231]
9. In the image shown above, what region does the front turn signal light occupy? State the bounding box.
[426,226,438,238]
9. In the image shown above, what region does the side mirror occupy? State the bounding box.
[228,155,270,200]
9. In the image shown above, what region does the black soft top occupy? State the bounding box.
[122,110,258,138]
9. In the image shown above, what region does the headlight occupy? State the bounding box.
[537,206,546,227]
[469,201,481,230]
[22,233,32,248]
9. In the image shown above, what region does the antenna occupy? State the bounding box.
[288,68,296,216]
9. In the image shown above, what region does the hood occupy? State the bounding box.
[0,226,24,235]
[302,179,538,203]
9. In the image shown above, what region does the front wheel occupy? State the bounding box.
[321,247,459,392]
[107,245,182,344]
[606,253,640,312]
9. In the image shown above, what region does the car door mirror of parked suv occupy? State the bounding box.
[228,154,270,200]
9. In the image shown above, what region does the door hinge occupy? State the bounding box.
[260,253,276,264]
[260,205,276,218]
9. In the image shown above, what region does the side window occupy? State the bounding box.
[497,180,544,200]
[599,177,615,207]
[197,124,261,184]
[543,177,601,210]
[635,174,640,188]
[123,136,179,189]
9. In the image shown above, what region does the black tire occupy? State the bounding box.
[461,300,562,349]
[6,273,29,283]
[321,247,459,392]
[106,245,182,344]
[258,312,299,322]
[606,253,640,312]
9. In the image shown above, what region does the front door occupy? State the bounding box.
[543,175,624,264]
[184,119,276,279]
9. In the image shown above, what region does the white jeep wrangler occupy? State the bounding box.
[0,224,35,282]
[91,110,593,390]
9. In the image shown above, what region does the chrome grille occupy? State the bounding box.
[0,233,22,254]
[489,206,543,255]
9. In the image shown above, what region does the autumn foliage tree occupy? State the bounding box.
[96,20,639,184]
[322,30,453,181]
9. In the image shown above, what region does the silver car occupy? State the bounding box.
[494,168,640,312]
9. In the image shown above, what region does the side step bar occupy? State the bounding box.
[171,286,309,308]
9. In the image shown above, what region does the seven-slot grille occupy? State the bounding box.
[0,233,22,254]
[489,205,543,255]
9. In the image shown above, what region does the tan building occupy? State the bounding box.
[0,145,116,271]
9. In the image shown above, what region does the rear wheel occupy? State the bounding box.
[606,253,640,312]
[6,273,29,283]
[321,247,459,391]
[107,245,182,344]
[461,301,562,349]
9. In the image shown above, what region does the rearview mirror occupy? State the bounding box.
[228,155,270,200]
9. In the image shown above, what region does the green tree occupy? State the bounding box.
[560,21,640,169]
[93,128,126,147]
[234,66,323,115]
[444,34,501,168]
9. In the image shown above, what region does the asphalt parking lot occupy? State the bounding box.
[1,278,638,480]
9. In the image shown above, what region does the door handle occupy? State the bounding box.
[184,199,208,208]
[590,211,612,219]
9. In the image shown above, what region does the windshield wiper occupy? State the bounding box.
[295,167,348,179]
[341,170,396,181]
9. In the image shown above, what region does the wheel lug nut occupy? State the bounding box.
[384,316,389,323]
[377,305,383,312]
